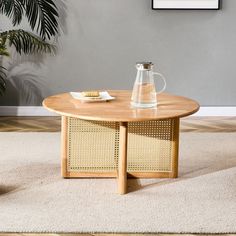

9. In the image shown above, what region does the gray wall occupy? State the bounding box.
[1,0,236,106]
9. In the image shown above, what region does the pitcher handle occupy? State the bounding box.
[152,72,166,95]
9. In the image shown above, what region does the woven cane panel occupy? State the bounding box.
[127,120,175,172]
[67,118,119,172]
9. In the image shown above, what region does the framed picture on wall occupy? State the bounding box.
[152,0,220,10]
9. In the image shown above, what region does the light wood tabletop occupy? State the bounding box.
[43,90,200,122]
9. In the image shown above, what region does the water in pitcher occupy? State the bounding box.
[131,82,157,108]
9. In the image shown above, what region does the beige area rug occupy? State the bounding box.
[0,132,236,233]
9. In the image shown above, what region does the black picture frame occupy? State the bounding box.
[152,0,220,10]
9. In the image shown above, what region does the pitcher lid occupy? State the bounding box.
[136,62,154,70]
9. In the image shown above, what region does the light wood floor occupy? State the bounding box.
[0,117,61,132]
[0,117,235,236]
[0,116,235,132]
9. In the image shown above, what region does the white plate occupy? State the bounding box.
[70,91,115,102]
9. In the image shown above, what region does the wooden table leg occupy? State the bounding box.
[61,116,68,178]
[171,118,180,178]
[118,122,128,194]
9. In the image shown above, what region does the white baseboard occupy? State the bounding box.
[193,107,236,117]
[0,106,235,117]
[0,106,58,116]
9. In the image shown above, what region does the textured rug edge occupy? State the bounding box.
[1,231,236,234]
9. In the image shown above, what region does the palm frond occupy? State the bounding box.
[24,0,59,40]
[0,37,10,57]
[0,30,56,55]
[0,0,24,26]
[0,66,7,96]
[0,0,59,40]
[0,49,10,56]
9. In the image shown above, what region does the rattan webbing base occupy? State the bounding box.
[61,117,179,178]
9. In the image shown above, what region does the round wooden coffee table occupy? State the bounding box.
[43,90,199,194]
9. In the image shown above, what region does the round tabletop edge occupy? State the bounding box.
[42,91,200,122]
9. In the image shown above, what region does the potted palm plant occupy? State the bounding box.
[0,0,60,96]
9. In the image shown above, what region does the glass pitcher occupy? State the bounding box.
[131,62,166,108]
